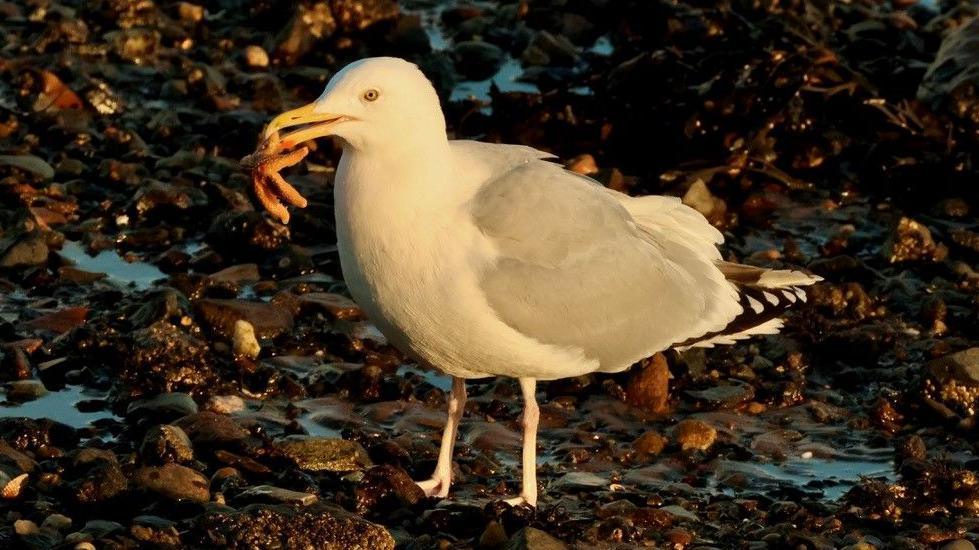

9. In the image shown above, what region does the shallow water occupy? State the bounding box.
[0,385,112,430]
[59,241,166,290]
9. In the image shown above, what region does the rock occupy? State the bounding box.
[140,425,194,464]
[480,520,508,548]
[109,28,161,62]
[0,440,37,473]
[232,320,260,359]
[453,41,505,80]
[135,463,209,503]
[236,485,318,506]
[0,234,49,268]
[23,307,88,334]
[244,45,269,69]
[129,289,190,328]
[195,299,294,340]
[296,293,364,320]
[633,431,668,457]
[133,180,207,217]
[174,412,250,446]
[195,503,395,549]
[275,436,372,472]
[14,519,38,536]
[922,348,979,417]
[121,321,218,396]
[685,382,755,409]
[882,217,947,263]
[674,419,717,451]
[177,2,204,23]
[68,449,128,504]
[41,514,72,531]
[330,0,399,32]
[566,154,598,175]
[275,3,337,65]
[0,417,78,452]
[522,31,578,67]
[0,155,56,179]
[940,541,976,550]
[206,395,246,414]
[207,212,291,260]
[625,354,670,414]
[353,464,425,516]
[130,515,181,546]
[210,264,260,286]
[5,379,48,402]
[682,179,726,221]
[127,392,199,423]
[918,16,979,123]
[504,527,568,550]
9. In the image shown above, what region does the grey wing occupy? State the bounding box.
[471,160,742,371]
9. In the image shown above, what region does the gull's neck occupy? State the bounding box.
[340,124,455,205]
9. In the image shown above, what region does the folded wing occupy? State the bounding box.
[469,154,742,372]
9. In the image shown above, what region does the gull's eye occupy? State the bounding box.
[363,89,380,102]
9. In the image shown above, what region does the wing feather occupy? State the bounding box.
[469,157,741,372]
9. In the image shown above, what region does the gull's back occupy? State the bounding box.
[456,140,745,376]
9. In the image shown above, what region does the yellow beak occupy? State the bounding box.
[262,103,347,149]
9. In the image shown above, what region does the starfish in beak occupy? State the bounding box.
[243,103,347,224]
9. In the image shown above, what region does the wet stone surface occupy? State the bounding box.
[1,0,979,548]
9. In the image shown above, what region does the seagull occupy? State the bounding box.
[246,57,821,507]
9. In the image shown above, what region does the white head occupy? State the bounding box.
[263,57,446,153]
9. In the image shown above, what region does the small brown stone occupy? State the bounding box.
[625,354,670,414]
[633,431,668,457]
[674,419,716,451]
[566,154,598,175]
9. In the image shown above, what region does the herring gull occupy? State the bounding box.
[244,56,821,507]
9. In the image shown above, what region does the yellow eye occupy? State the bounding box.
[363,89,379,102]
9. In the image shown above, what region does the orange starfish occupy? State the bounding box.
[241,140,310,224]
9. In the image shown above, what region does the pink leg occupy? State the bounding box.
[505,377,539,507]
[416,377,466,498]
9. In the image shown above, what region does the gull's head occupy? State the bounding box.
[263,57,445,152]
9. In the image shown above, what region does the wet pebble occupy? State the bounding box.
[0,234,49,268]
[195,298,294,340]
[5,379,48,402]
[454,41,505,80]
[244,45,270,69]
[195,503,395,549]
[14,519,38,536]
[275,436,373,472]
[135,463,209,503]
[674,419,717,451]
[205,395,246,414]
[140,424,194,464]
[232,319,261,359]
[353,464,424,515]
[236,484,318,506]
[883,217,947,263]
[685,381,754,409]
[127,392,199,424]
[130,515,181,546]
[68,448,128,504]
[922,347,979,417]
[633,431,668,457]
[504,526,568,549]
[174,412,250,446]
[296,292,364,320]
[625,354,669,414]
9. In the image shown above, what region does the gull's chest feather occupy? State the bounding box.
[332,155,491,371]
